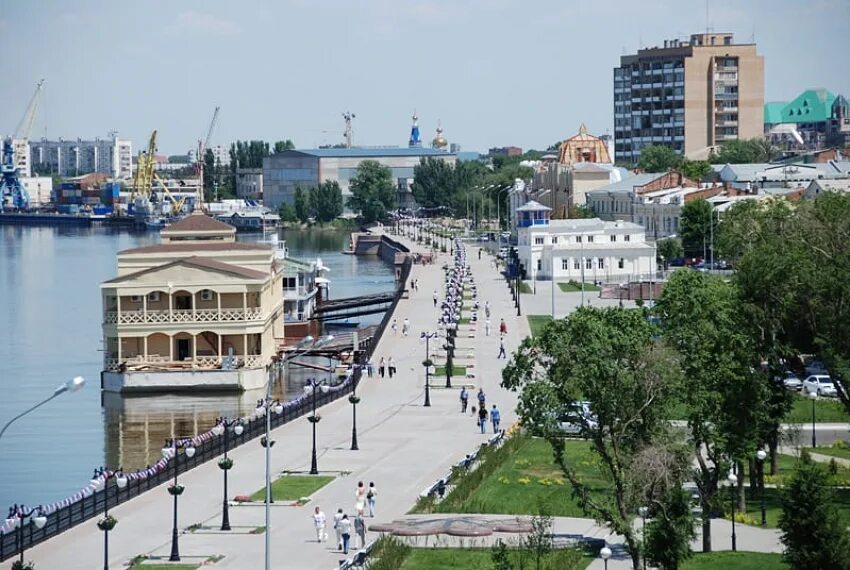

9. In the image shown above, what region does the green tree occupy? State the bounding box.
[656,238,684,267]
[502,307,684,570]
[679,198,714,258]
[680,160,712,181]
[567,204,595,219]
[278,202,297,223]
[273,140,295,154]
[645,489,697,570]
[293,186,310,222]
[309,180,344,222]
[638,145,682,172]
[779,452,850,570]
[709,138,766,164]
[655,270,766,551]
[411,157,456,208]
[203,148,216,200]
[347,160,396,222]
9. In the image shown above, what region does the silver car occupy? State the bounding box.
[802,375,837,397]
[777,371,802,391]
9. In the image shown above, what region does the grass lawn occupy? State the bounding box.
[527,315,554,338]
[249,475,334,502]
[435,437,607,517]
[681,551,787,570]
[459,317,471,325]
[805,445,850,460]
[434,365,467,377]
[558,281,601,293]
[400,548,593,570]
[785,395,849,423]
[519,281,533,294]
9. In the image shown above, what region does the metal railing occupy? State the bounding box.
[104,308,264,325]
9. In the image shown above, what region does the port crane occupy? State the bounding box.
[130,130,190,216]
[1,79,44,210]
[195,106,220,210]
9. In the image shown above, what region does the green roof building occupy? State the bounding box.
[764,89,837,125]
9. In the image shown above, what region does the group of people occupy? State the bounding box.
[312,481,378,555]
[459,386,502,434]
[367,356,396,379]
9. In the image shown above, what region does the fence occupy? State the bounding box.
[0,246,412,562]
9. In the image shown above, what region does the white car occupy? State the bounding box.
[802,375,837,397]
[777,371,802,391]
[557,402,597,435]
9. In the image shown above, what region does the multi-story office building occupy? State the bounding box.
[614,33,764,163]
[263,147,456,210]
[30,136,133,179]
[235,168,263,200]
[188,144,231,167]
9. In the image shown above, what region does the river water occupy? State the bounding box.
[0,225,394,512]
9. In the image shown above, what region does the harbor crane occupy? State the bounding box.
[130,130,189,216]
[196,106,220,209]
[1,79,45,210]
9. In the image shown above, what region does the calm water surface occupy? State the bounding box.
[0,225,394,511]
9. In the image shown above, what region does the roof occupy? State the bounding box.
[119,242,272,255]
[104,256,269,284]
[764,102,786,124]
[766,89,836,124]
[516,200,552,212]
[161,213,236,234]
[546,218,644,231]
[275,148,456,159]
[571,162,612,174]
[586,172,659,195]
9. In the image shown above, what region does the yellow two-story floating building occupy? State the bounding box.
[100,212,285,392]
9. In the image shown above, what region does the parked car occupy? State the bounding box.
[776,371,802,391]
[557,402,598,436]
[802,375,838,397]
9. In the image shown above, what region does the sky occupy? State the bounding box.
[1,0,848,155]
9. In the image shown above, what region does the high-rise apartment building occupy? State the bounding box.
[614,33,764,163]
[29,137,133,179]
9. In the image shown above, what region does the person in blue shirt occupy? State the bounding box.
[491,404,501,433]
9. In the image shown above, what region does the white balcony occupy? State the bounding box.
[104,354,264,372]
[104,308,264,325]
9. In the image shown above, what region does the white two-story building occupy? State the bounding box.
[516,201,656,284]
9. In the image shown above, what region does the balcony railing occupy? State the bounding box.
[104,308,264,325]
[104,354,264,371]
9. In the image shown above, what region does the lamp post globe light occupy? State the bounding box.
[420,331,439,407]
[305,379,330,475]
[213,419,244,531]
[809,390,818,448]
[8,506,47,568]
[92,468,128,570]
[756,449,768,527]
[638,506,649,570]
[162,439,196,562]
[0,376,85,441]
[600,545,612,570]
[727,470,738,552]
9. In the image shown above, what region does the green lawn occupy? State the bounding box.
[519,281,533,294]
[681,551,787,570]
[435,437,608,517]
[527,315,554,338]
[400,548,593,570]
[249,475,334,501]
[785,395,850,423]
[558,281,601,293]
[806,444,850,460]
[434,365,467,377]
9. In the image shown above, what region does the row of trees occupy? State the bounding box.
[281,180,345,223]
[201,139,295,201]
[503,192,850,569]
[636,138,779,177]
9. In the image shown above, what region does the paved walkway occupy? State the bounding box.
[27,233,527,569]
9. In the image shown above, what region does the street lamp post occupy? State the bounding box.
[727,470,738,552]
[638,506,649,570]
[756,449,767,527]
[444,322,457,388]
[93,468,128,570]
[305,378,330,474]
[162,439,196,561]
[349,373,360,451]
[10,506,47,568]
[212,419,244,531]
[421,331,438,406]
[600,545,612,570]
[809,390,818,448]
[0,376,85,440]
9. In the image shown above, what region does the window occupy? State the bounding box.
[585,258,592,269]
[130,295,143,303]
[625,234,631,242]
[610,234,617,242]
[587,235,594,243]
[537,259,542,271]
[200,289,214,301]
[574,260,580,270]
[598,258,605,269]
[552,236,558,244]
[576,235,582,243]
[618,258,625,269]
[534,237,544,245]
[562,258,569,270]
[147,291,160,302]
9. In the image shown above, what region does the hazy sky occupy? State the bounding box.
[1,0,848,155]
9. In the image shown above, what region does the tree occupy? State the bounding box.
[411,157,457,208]
[638,145,682,173]
[645,489,697,570]
[203,148,216,200]
[779,452,850,570]
[347,160,396,223]
[709,138,769,164]
[278,202,297,223]
[656,238,683,267]
[680,160,712,181]
[309,180,344,222]
[502,307,684,570]
[293,186,310,222]
[273,140,295,154]
[655,270,766,551]
[679,198,714,258]
[567,204,595,219]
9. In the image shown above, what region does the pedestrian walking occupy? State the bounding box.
[338,514,352,554]
[378,357,386,378]
[433,290,439,307]
[403,317,410,336]
[313,506,327,543]
[477,387,486,409]
[355,481,367,516]
[499,318,507,335]
[498,336,507,359]
[354,514,367,549]
[333,508,344,550]
[388,356,396,378]
[366,359,374,378]
[478,248,482,260]
[460,386,469,413]
[485,301,490,318]
[367,481,377,517]
[478,406,488,433]
[485,318,491,336]
[491,404,501,433]
[391,318,398,335]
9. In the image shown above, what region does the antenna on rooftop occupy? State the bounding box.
[342,111,355,148]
